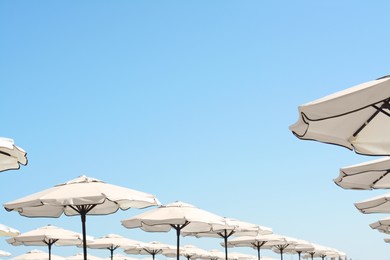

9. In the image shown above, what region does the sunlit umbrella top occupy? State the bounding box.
[0,223,20,237]
[0,137,27,172]
[12,249,65,260]
[4,175,161,217]
[290,75,390,155]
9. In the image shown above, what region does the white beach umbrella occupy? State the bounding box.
[0,137,27,172]
[369,217,390,234]
[12,249,65,260]
[163,244,209,260]
[182,218,272,260]
[67,253,104,260]
[0,223,20,237]
[0,250,11,257]
[124,241,175,260]
[355,192,390,213]
[290,75,390,156]
[267,236,299,260]
[226,233,285,260]
[87,234,141,260]
[334,157,390,190]
[228,252,256,260]
[7,224,90,260]
[121,201,227,260]
[199,249,224,260]
[273,240,314,260]
[4,175,160,260]
[104,255,138,260]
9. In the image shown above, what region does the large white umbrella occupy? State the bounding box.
[4,175,160,260]
[124,241,175,260]
[87,234,141,260]
[0,137,27,172]
[121,201,227,260]
[334,157,390,190]
[7,224,90,260]
[67,253,104,260]
[12,249,65,260]
[182,218,272,260]
[290,75,390,156]
[226,234,286,260]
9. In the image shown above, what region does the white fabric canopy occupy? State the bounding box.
[355,192,390,213]
[12,249,65,260]
[0,223,20,237]
[290,75,390,155]
[369,217,390,234]
[335,157,390,190]
[0,137,27,172]
[67,253,104,260]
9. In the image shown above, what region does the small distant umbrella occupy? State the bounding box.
[370,217,390,233]
[4,175,160,260]
[0,223,20,237]
[228,252,256,260]
[66,253,104,260]
[290,75,390,156]
[226,233,285,260]
[124,241,175,260]
[87,234,141,260]
[199,249,224,260]
[0,250,11,257]
[274,240,314,260]
[121,201,227,260]
[164,245,209,260]
[182,218,272,260]
[12,249,65,260]
[104,255,138,260]
[269,236,299,260]
[7,225,90,260]
[335,157,390,190]
[0,137,27,172]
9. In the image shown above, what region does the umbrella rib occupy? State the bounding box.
[353,99,390,137]
[371,170,390,187]
[0,151,11,157]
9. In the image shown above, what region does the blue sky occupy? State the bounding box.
[1,1,390,260]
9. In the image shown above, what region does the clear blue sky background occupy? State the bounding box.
[1,1,390,260]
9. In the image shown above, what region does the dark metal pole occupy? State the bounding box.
[224,232,228,260]
[48,243,52,260]
[176,227,180,260]
[297,251,302,260]
[280,248,283,260]
[110,247,114,260]
[257,246,260,260]
[81,211,87,260]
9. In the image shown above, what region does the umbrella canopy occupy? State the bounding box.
[0,250,11,257]
[4,175,160,260]
[104,255,138,260]
[12,249,65,260]
[121,201,227,260]
[334,157,390,190]
[87,234,141,260]
[164,244,209,260]
[226,234,288,260]
[0,223,20,237]
[369,217,390,233]
[272,239,314,260]
[354,192,390,213]
[290,75,390,156]
[228,252,256,260]
[0,137,27,172]
[182,218,272,260]
[124,241,175,260]
[67,253,104,260]
[7,224,90,260]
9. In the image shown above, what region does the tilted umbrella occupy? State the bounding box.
[290,75,390,156]
[12,249,65,260]
[7,224,91,260]
[334,157,390,190]
[87,234,141,260]
[226,233,285,260]
[121,201,227,260]
[182,218,272,260]
[369,217,390,234]
[67,253,104,260]
[355,192,390,213]
[4,175,160,260]
[0,137,27,172]
[124,241,175,260]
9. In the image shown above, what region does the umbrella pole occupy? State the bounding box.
[297,251,301,260]
[110,247,114,260]
[48,243,52,260]
[81,211,88,260]
[171,221,190,260]
[257,246,260,260]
